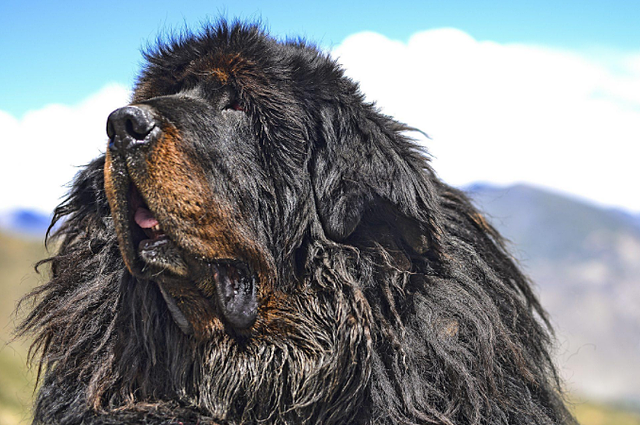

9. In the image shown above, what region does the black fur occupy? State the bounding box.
[19,21,576,424]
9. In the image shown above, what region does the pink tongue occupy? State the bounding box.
[134,207,159,229]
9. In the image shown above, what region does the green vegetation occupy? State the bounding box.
[572,399,640,425]
[0,231,46,425]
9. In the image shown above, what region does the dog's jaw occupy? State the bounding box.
[104,129,262,337]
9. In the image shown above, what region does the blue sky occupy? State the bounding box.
[3,0,639,117]
[2,1,640,215]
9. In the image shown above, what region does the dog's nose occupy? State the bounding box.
[107,105,157,151]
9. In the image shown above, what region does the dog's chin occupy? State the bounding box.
[107,171,259,336]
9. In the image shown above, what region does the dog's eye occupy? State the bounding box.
[224,101,245,112]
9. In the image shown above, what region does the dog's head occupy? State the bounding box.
[104,23,440,340]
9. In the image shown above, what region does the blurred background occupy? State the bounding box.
[1,1,638,424]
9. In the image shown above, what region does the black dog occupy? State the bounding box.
[20,21,576,424]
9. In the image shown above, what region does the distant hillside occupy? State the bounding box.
[0,230,46,425]
[0,209,50,237]
[467,183,640,406]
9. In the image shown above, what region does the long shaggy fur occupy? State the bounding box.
[19,21,576,424]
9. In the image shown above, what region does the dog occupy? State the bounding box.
[20,21,576,424]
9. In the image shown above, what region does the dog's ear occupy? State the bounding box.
[311,106,442,254]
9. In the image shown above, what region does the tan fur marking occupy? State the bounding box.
[104,151,136,274]
[471,211,492,234]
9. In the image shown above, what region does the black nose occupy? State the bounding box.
[107,105,157,151]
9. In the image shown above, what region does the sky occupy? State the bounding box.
[1,1,639,214]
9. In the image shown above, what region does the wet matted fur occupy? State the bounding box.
[19,21,576,425]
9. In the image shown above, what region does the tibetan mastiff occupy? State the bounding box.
[20,21,575,425]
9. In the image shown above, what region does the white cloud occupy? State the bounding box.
[0,84,130,213]
[332,29,640,213]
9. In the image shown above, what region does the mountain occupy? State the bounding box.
[0,209,50,237]
[466,183,640,406]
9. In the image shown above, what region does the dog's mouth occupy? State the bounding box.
[128,184,189,276]
[110,175,259,335]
